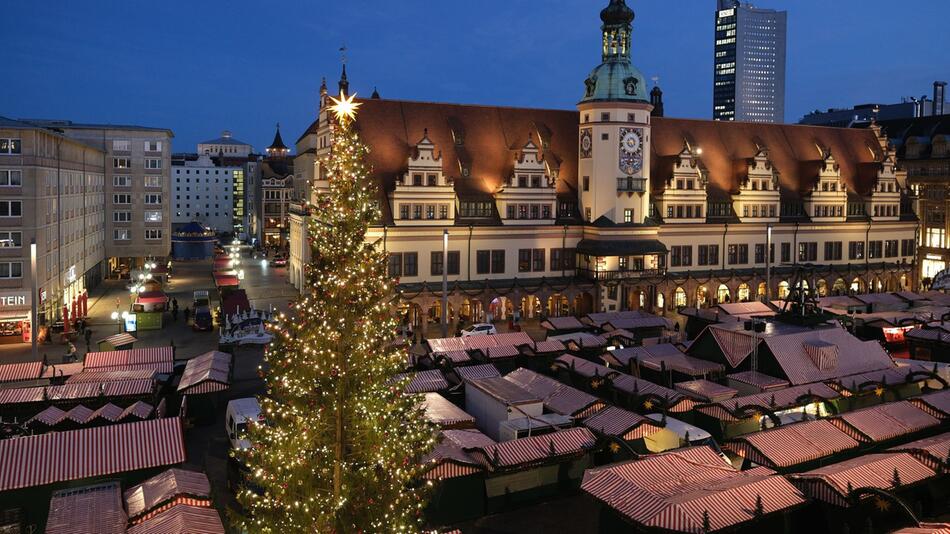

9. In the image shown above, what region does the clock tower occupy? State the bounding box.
[578,0,653,225]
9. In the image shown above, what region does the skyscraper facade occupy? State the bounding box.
[714,0,787,123]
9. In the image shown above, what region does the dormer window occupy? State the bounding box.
[413,174,423,186]
[531,175,541,188]
[427,174,437,186]
[601,112,610,122]
[676,179,684,189]
[686,179,694,190]
[518,175,527,188]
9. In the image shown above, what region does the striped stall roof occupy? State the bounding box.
[911,389,950,419]
[532,339,567,354]
[604,328,636,341]
[549,332,608,349]
[468,427,596,471]
[435,350,471,364]
[121,401,155,420]
[64,405,96,424]
[491,332,534,347]
[0,361,42,383]
[93,362,174,374]
[0,386,45,405]
[705,325,758,367]
[674,380,738,403]
[454,364,500,382]
[27,406,67,427]
[426,337,466,353]
[891,524,950,534]
[485,344,521,360]
[833,366,927,393]
[45,382,102,401]
[906,327,950,344]
[556,355,697,413]
[724,420,860,469]
[761,328,895,386]
[41,362,85,378]
[441,428,497,450]
[127,504,225,534]
[503,368,604,417]
[177,351,231,395]
[830,401,940,443]
[581,406,662,440]
[726,371,789,391]
[97,332,138,348]
[84,347,174,369]
[422,440,483,480]
[104,379,154,398]
[582,446,806,533]
[584,311,672,331]
[790,453,936,507]
[889,432,950,471]
[394,369,448,394]
[607,344,725,376]
[90,403,126,422]
[541,316,585,331]
[45,482,127,534]
[124,468,212,521]
[427,332,533,354]
[697,382,841,422]
[0,418,185,491]
[66,369,157,383]
[421,393,475,429]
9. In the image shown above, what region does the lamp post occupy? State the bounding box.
[441,229,448,338]
[30,240,37,362]
[766,224,773,301]
[111,310,121,333]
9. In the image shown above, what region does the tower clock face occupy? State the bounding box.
[580,128,593,159]
[618,127,644,175]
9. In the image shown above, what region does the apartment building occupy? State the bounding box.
[171,153,238,233]
[30,121,174,273]
[0,117,106,341]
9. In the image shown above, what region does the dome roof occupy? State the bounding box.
[601,0,634,26]
[580,61,649,104]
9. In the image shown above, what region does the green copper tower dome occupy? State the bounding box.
[580,0,649,104]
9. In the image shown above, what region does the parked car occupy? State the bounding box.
[226,397,262,451]
[460,323,497,337]
[271,254,288,267]
[192,306,214,331]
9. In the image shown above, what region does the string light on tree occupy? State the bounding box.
[234,85,436,533]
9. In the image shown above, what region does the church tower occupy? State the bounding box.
[578,0,653,225]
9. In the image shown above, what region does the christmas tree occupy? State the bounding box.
[235,91,436,533]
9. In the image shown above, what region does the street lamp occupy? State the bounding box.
[111,311,121,333]
[441,229,448,338]
[30,240,37,362]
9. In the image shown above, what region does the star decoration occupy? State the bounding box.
[643,399,655,410]
[329,91,361,124]
[873,496,891,512]
[874,386,885,397]
[609,442,621,454]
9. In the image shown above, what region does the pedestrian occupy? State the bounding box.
[184,307,190,324]
[65,342,78,363]
[172,298,179,311]
[84,327,92,350]
[171,307,179,321]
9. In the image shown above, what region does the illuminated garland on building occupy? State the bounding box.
[235,93,436,533]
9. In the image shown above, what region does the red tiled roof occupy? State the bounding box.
[0,361,42,383]
[725,420,860,469]
[124,468,212,521]
[581,406,662,440]
[0,418,185,491]
[127,504,224,534]
[503,368,604,417]
[582,446,806,533]
[45,482,127,534]
[830,400,940,443]
[790,453,936,507]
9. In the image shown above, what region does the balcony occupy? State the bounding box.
[577,268,666,282]
[617,177,647,193]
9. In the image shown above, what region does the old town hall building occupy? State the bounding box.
[289,0,918,327]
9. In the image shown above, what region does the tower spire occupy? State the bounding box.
[600,0,635,62]
[338,45,349,96]
[267,122,289,158]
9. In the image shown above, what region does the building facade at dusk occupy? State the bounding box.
[289,1,917,327]
[713,0,787,123]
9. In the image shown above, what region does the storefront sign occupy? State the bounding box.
[0,292,30,308]
[124,313,138,333]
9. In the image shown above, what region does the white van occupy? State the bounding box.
[225,397,261,450]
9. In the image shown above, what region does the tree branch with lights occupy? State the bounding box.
[234,92,436,533]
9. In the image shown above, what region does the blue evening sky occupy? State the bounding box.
[2,1,948,153]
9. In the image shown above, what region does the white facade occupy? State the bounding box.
[172,154,236,233]
[197,131,252,158]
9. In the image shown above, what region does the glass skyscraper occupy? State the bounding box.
[714,0,787,123]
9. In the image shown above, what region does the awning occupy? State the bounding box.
[177,351,231,395]
[576,238,668,257]
[0,418,186,492]
[136,291,169,305]
[0,361,43,383]
[85,347,174,370]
